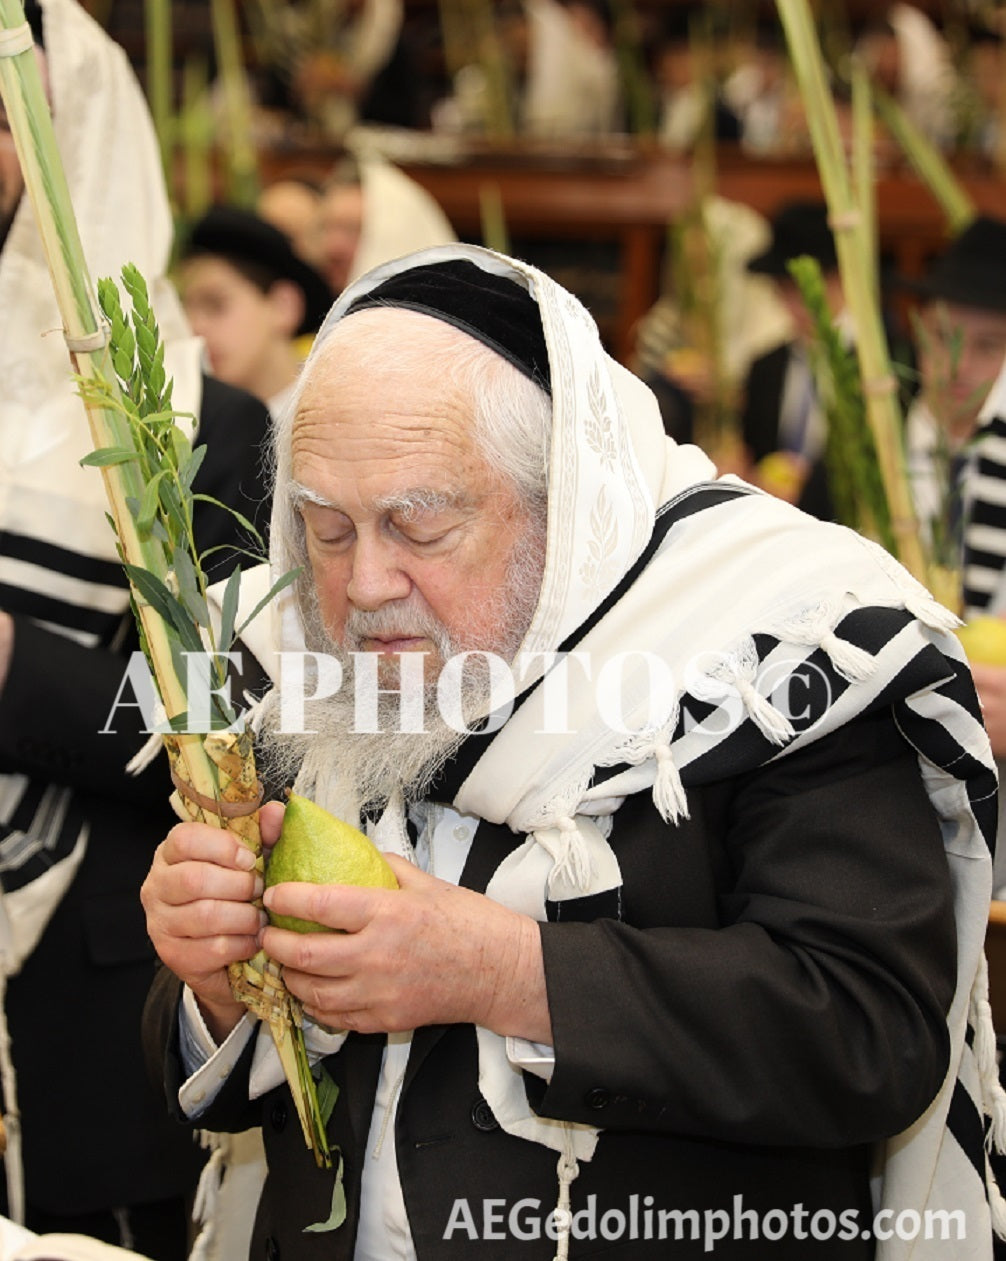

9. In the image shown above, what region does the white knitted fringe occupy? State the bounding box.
[613,711,690,824]
[856,535,962,633]
[551,1140,580,1261]
[776,601,878,683]
[535,817,594,893]
[691,638,795,747]
[188,1136,226,1261]
[971,954,1006,1155]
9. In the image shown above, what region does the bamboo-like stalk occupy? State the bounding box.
[874,87,976,235]
[851,59,877,304]
[209,0,259,207]
[179,54,214,224]
[144,0,173,186]
[777,0,929,586]
[610,0,655,137]
[471,0,514,139]
[436,0,468,86]
[479,181,509,253]
[0,0,328,1167]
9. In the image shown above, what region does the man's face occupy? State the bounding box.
[919,300,1006,440]
[291,319,539,687]
[319,183,364,294]
[180,256,289,397]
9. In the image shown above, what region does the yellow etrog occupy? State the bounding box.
[265,793,398,933]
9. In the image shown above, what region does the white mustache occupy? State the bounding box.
[342,601,452,655]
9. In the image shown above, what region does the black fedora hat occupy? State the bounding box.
[912,215,1006,314]
[183,205,334,337]
[747,201,838,277]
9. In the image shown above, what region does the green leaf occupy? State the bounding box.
[136,469,167,534]
[200,543,267,567]
[172,546,210,626]
[158,477,188,544]
[167,427,189,471]
[97,277,118,319]
[113,348,134,381]
[80,447,139,468]
[180,443,208,492]
[304,1159,346,1234]
[193,494,262,544]
[236,568,301,639]
[315,1065,340,1128]
[124,564,204,654]
[218,565,242,651]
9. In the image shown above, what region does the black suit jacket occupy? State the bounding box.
[0,376,272,1215]
[145,708,956,1259]
[740,342,833,521]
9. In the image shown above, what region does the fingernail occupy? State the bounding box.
[262,887,274,908]
[258,909,269,930]
[252,875,265,900]
[234,846,256,871]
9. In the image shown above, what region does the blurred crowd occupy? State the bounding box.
[227,1,1004,161]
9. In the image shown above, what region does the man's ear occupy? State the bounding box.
[268,280,306,340]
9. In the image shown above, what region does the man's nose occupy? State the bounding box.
[345,537,411,611]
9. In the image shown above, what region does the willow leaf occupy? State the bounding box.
[304,1161,346,1234]
[80,447,139,468]
[172,546,210,627]
[218,565,242,652]
[124,563,204,654]
[315,1066,340,1127]
[136,468,168,534]
[193,493,262,544]
[235,568,301,639]
[180,443,208,491]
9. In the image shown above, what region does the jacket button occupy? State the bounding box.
[584,1087,611,1110]
[471,1096,500,1131]
[270,1099,288,1131]
[265,1238,280,1261]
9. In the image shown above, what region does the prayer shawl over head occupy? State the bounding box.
[262,244,1006,1258]
[0,0,203,964]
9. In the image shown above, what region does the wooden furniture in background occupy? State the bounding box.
[258,140,1006,363]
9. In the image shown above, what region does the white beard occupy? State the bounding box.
[259,514,546,815]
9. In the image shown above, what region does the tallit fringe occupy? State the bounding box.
[189,1135,226,1261]
[971,954,1006,1156]
[736,677,795,745]
[691,638,794,747]
[775,601,877,683]
[856,535,961,632]
[536,817,594,893]
[652,745,689,824]
[899,590,962,635]
[551,1136,581,1261]
[612,707,690,824]
[126,730,163,777]
[988,1155,1006,1242]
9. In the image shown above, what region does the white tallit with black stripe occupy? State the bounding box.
[268,244,1006,1258]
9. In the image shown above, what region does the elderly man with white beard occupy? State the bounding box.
[142,246,1004,1260]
